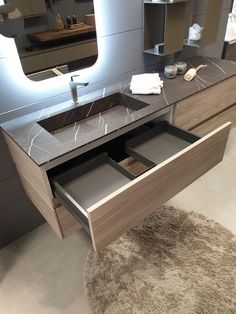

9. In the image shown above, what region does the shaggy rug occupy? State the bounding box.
[85,206,236,314]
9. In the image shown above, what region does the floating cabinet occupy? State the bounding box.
[6,0,47,17]
[184,0,223,47]
[144,0,192,56]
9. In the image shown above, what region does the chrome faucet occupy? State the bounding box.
[70,75,89,104]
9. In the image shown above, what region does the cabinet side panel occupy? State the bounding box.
[3,133,55,208]
[201,0,223,46]
[144,4,165,50]
[164,2,192,55]
[19,172,63,238]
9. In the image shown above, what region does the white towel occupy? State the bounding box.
[130,73,162,90]
[130,73,163,95]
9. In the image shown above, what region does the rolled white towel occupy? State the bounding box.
[130,73,162,90]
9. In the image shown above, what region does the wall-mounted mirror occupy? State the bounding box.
[3,0,97,81]
[222,0,236,61]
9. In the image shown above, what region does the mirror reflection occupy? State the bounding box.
[4,0,97,81]
[0,4,24,38]
[225,0,236,43]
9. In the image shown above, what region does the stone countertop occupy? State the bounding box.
[1,56,236,167]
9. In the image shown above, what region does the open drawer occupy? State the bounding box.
[51,121,231,251]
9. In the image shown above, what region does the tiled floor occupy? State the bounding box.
[0,128,235,314]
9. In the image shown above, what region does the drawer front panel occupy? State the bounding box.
[192,105,236,137]
[173,76,236,130]
[21,54,47,74]
[46,41,97,67]
[88,122,231,251]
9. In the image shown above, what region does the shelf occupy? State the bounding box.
[27,24,96,43]
[144,48,165,57]
[144,0,192,56]
[183,39,201,48]
[184,0,222,48]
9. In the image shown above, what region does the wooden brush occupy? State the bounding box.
[184,64,207,81]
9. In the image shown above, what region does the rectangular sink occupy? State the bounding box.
[38,93,149,141]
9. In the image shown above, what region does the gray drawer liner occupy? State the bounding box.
[125,121,200,166]
[52,152,134,215]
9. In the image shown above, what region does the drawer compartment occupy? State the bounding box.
[52,121,231,252]
[125,122,200,165]
[52,153,135,233]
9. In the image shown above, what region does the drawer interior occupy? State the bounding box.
[50,121,201,233]
[125,122,200,165]
[54,153,133,212]
[119,156,154,177]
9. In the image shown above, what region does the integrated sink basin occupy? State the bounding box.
[38,92,149,142]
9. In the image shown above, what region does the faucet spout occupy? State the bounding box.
[70,75,89,104]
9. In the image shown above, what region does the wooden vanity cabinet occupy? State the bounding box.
[172,76,236,135]
[3,117,231,252]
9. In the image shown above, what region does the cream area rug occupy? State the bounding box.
[85,206,236,314]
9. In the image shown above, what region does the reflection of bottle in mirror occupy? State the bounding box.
[55,14,64,31]
[72,15,77,24]
[67,16,72,25]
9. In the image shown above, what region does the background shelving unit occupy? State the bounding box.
[184,0,223,48]
[144,0,192,56]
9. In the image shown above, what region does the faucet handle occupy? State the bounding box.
[71,75,80,82]
[70,75,89,86]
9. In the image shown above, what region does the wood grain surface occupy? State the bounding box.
[173,76,236,130]
[27,24,95,42]
[87,123,231,251]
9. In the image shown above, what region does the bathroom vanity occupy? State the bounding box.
[1,57,236,252]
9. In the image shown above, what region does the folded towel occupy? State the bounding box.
[130,73,162,90]
[130,73,163,95]
[131,87,162,95]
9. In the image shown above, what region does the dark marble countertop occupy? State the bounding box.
[1,56,236,167]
